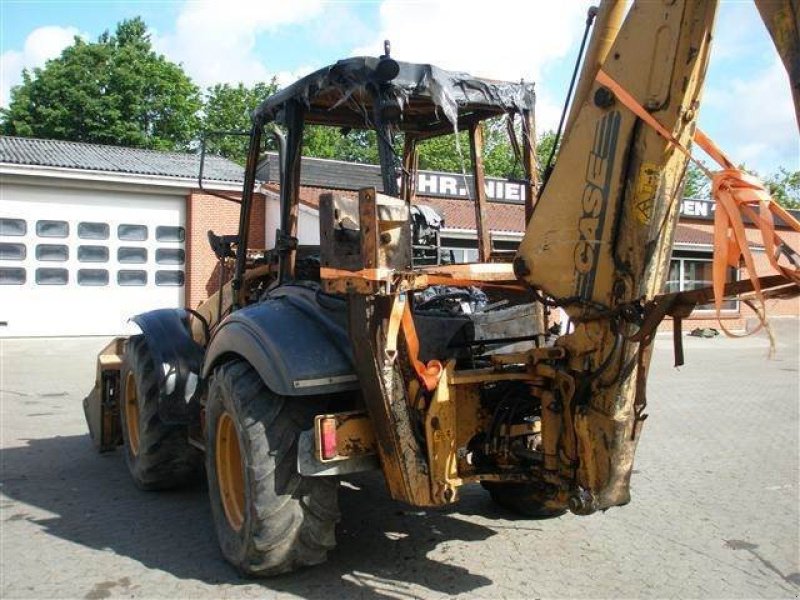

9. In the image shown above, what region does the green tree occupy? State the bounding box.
[202,81,278,163]
[304,126,379,164]
[416,121,557,179]
[682,162,711,199]
[764,167,800,209]
[1,17,200,151]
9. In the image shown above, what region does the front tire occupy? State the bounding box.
[119,335,202,490]
[205,360,340,577]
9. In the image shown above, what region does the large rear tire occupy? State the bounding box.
[206,360,340,577]
[482,482,567,519]
[119,335,202,490]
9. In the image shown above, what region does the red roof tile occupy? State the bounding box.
[674,224,714,246]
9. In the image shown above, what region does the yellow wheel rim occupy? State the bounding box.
[124,371,140,456]
[216,411,246,531]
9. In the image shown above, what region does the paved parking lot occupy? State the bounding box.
[1,322,798,599]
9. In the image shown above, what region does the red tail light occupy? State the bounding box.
[320,417,338,460]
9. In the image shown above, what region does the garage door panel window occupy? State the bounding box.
[117,247,147,264]
[118,270,147,286]
[117,224,148,241]
[0,267,26,284]
[155,270,184,286]
[35,268,68,285]
[78,222,110,240]
[36,220,69,238]
[0,243,26,260]
[156,248,185,265]
[78,245,109,263]
[35,244,68,262]
[78,269,109,286]
[156,226,185,243]
[0,218,26,237]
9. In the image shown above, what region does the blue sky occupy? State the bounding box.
[2,0,798,175]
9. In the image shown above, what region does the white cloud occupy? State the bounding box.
[154,0,324,88]
[351,0,593,131]
[699,58,798,173]
[1,25,81,107]
[273,65,318,88]
[353,0,590,81]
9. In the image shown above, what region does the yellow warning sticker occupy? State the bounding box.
[633,162,658,225]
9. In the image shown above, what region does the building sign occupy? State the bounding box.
[679,198,715,221]
[415,172,527,204]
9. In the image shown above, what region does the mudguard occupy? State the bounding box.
[202,283,518,397]
[203,285,360,396]
[131,308,205,424]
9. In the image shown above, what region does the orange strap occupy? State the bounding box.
[384,292,406,361]
[596,68,800,342]
[386,293,443,392]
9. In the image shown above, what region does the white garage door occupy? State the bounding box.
[0,183,186,337]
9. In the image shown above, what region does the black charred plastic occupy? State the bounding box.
[131,308,205,424]
[201,284,478,397]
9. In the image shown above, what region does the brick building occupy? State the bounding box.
[256,153,799,332]
[1,136,795,336]
[0,136,262,336]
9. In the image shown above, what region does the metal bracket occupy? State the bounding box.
[297,429,380,477]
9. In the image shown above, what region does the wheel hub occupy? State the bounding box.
[216,411,246,531]
[124,371,140,456]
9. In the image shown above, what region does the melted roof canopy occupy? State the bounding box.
[253,57,535,137]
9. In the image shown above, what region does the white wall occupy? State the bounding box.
[0,182,185,337]
[264,192,321,248]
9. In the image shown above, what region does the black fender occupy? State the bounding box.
[131,308,205,424]
[202,285,359,396]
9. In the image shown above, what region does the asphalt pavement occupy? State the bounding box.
[0,320,798,599]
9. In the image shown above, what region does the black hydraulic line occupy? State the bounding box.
[231,124,263,311]
[374,100,400,197]
[278,101,305,284]
[539,6,598,196]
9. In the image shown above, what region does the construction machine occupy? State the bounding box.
[83,0,800,577]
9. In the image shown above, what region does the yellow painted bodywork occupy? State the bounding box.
[514,0,719,510]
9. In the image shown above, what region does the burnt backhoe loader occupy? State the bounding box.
[84,0,800,577]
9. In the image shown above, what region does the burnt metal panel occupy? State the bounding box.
[254,58,535,132]
[202,284,359,396]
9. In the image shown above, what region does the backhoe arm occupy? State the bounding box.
[514,0,719,510]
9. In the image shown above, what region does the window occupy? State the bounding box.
[36,220,69,238]
[156,226,185,242]
[78,222,109,240]
[117,270,147,286]
[117,247,147,264]
[117,224,148,241]
[155,248,185,265]
[0,267,25,285]
[78,245,109,263]
[0,243,26,260]
[0,218,26,236]
[36,244,69,262]
[443,247,479,264]
[35,268,68,285]
[78,269,109,286]
[155,270,184,286]
[666,257,738,311]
